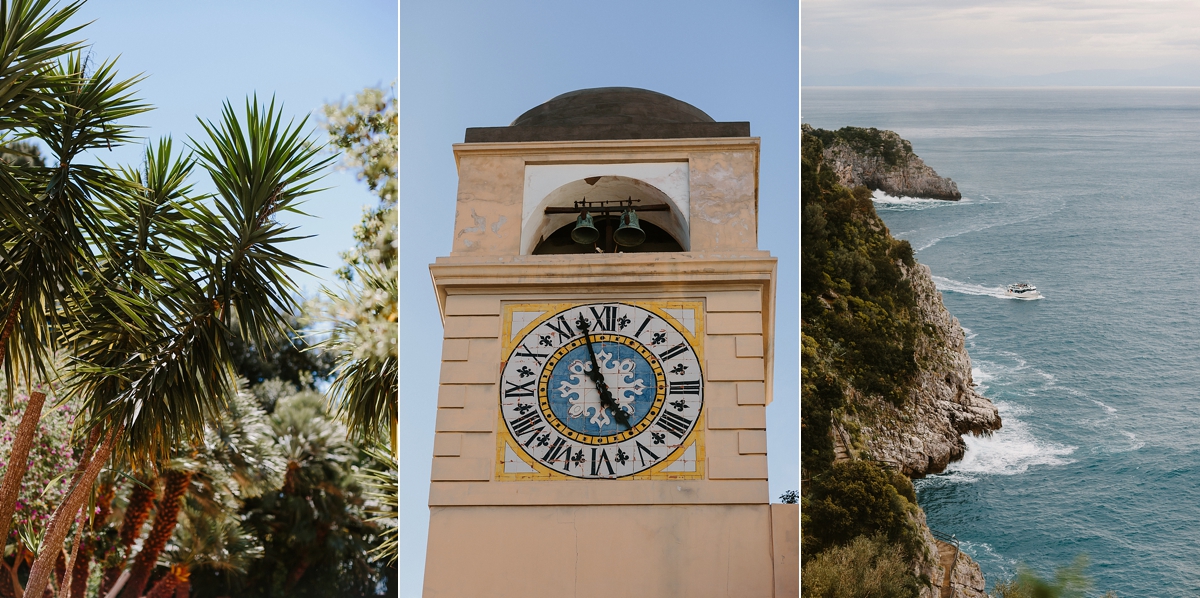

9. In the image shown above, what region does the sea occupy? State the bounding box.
[802,88,1200,596]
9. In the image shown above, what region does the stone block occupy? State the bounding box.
[708,455,768,480]
[707,311,762,335]
[435,408,494,433]
[442,339,470,361]
[735,335,763,358]
[708,406,766,430]
[433,433,463,457]
[738,431,767,455]
[430,457,491,481]
[443,316,499,339]
[445,294,502,316]
[707,290,761,312]
[437,385,466,408]
[706,357,764,381]
[439,361,498,385]
[736,382,766,405]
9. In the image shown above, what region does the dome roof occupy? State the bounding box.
[510,87,716,127]
[462,87,747,143]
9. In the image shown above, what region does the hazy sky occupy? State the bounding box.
[401,1,798,594]
[803,0,1200,83]
[69,0,396,294]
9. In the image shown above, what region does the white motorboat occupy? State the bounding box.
[1006,282,1042,299]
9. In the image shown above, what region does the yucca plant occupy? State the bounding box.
[0,33,148,559]
[24,98,330,597]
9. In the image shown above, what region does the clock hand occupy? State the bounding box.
[575,314,632,431]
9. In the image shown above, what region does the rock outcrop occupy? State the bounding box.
[803,123,961,200]
[837,262,1001,477]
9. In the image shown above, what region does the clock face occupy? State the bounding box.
[499,302,703,479]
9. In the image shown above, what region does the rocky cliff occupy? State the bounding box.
[803,123,962,200]
[833,261,1001,477]
[802,125,996,596]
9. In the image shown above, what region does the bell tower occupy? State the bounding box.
[424,88,797,597]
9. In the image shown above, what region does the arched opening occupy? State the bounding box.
[525,175,689,255]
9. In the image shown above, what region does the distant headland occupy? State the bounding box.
[802,123,961,200]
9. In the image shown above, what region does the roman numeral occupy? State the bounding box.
[514,343,547,365]
[589,306,616,332]
[657,411,693,439]
[544,315,576,343]
[635,441,660,466]
[669,380,702,395]
[633,315,653,338]
[659,343,689,361]
[509,411,544,438]
[590,447,615,476]
[542,437,572,472]
[503,379,535,398]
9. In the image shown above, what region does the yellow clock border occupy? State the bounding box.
[496,299,706,481]
[495,411,706,481]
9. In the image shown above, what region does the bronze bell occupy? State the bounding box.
[571,211,600,244]
[613,209,645,247]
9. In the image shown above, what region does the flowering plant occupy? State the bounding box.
[0,389,80,548]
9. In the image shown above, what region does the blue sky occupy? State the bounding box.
[69,0,397,294]
[400,1,799,595]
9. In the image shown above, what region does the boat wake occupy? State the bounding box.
[932,276,1044,300]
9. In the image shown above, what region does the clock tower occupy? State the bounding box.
[423,88,797,597]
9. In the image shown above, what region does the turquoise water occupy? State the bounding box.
[803,88,1200,596]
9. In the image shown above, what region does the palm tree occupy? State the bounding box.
[0,0,147,551]
[23,97,330,597]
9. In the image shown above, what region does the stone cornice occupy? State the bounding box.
[429,252,777,318]
[452,136,761,169]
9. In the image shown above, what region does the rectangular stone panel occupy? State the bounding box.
[430,457,491,481]
[707,290,762,312]
[708,455,769,480]
[708,406,766,430]
[443,315,499,339]
[433,433,463,457]
[442,338,470,361]
[736,382,766,406]
[445,294,502,316]
[735,335,763,358]
[707,312,763,335]
[437,385,466,408]
[738,431,767,455]
[704,382,738,409]
[706,357,764,381]
[435,409,494,433]
[461,383,500,410]
[440,361,499,385]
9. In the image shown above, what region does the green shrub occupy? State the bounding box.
[802,534,922,598]
[802,461,923,561]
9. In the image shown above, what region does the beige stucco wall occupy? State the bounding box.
[771,504,800,597]
[424,504,775,598]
